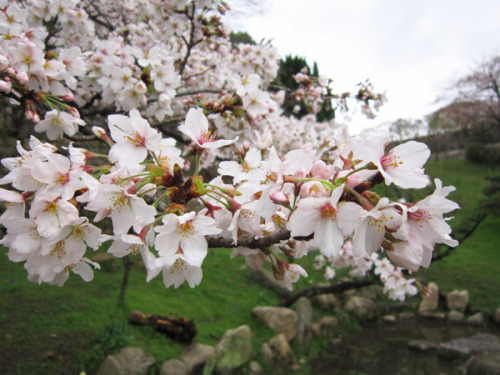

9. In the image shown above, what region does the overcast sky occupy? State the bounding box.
[225,0,500,134]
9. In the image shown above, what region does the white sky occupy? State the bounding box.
[225,0,500,134]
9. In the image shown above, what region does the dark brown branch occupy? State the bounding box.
[278,278,373,307]
[181,65,217,81]
[175,89,223,97]
[206,229,294,249]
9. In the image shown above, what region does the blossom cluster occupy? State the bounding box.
[0,0,459,300]
[0,106,459,298]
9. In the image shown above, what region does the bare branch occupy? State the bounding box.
[206,229,293,249]
[278,278,373,307]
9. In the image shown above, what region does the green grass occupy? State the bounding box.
[0,248,280,374]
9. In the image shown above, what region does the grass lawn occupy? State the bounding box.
[1,159,499,374]
[0,248,280,374]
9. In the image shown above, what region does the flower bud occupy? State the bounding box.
[270,191,289,205]
[0,80,11,93]
[16,71,29,85]
[300,181,326,198]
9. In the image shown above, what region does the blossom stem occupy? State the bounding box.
[336,165,371,184]
[206,193,230,210]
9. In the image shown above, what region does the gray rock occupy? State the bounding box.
[448,310,465,322]
[314,316,339,339]
[249,360,262,375]
[447,290,469,313]
[247,268,291,297]
[261,334,298,372]
[467,312,485,326]
[214,325,252,375]
[97,347,155,375]
[419,311,447,320]
[180,342,215,373]
[311,293,341,310]
[418,282,439,312]
[358,285,382,300]
[159,359,188,375]
[295,297,312,353]
[382,315,397,324]
[438,333,500,360]
[344,296,378,322]
[494,308,500,324]
[398,312,416,321]
[252,306,297,341]
[468,351,500,375]
[408,340,437,351]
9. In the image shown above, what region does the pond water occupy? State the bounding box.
[309,320,500,375]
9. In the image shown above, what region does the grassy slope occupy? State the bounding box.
[1,159,500,374]
[0,249,279,374]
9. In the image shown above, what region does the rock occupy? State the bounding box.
[408,340,437,351]
[295,297,312,353]
[344,296,378,322]
[247,268,292,298]
[96,347,155,375]
[358,285,382,300]
[314,316,339,339]
[252,306,297,341]
[311,293,341,310]
[214,325,252,375]
[448,310,464,322]
[438,333,500,360]
[419,311,447,320]
[446,290,469,313]
[180,342,215,374]
[494,308,500,324]
[261,334,298,371]
[467,312,485,326]
[468,351,500,375]
[418,282,439,312]
[382,315,397,324]
[248,360,262,374]
[159,359,188,375]
[398,312,416,321]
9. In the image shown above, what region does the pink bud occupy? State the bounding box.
[32,112,40,123]
[69,107,80,119]
[16,71,28,85]
[270,191,289,205]
[311,160,334,179]
[92,126,111,144]
[0,80,11,93]
[300,181,327,198]
[6,67,16,76]
[25,107,33,120]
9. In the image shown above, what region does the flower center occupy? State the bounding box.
[381,152,403,169]
[177,220,194,237]
[320,202,337,220]
[197,130,217,145]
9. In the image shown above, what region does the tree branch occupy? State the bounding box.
[278,278,373,307]
[206,229,294,249]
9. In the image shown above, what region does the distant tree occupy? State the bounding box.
[389,118,426,141]
[431,55,500,145]
[453,55,500,127]
[273,55,335,121]
[229,31,256,49]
